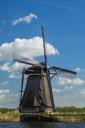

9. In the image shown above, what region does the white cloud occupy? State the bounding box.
[0,91,19,108]
[0,62,29,78]
[0,36,59,61]
[9,72,21,79]
[65,86,73,89]
[0,62,30,73]
[58,77,85,86]
[0,36,59,78]
[0,89,10,94]
[54,93,85,107]
[0,62,10,71]
[12,12,38,25]
[52,88,61,93]
[9,73,16,79]
[79,89,85,95]
[0,89,10,104]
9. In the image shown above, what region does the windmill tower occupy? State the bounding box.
[15,26,76,121]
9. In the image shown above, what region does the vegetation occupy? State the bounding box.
[0,108,16,113]
[55,107,85,114]
[0,108,19,121]
[51,107,85,122]
[0,107,85,122]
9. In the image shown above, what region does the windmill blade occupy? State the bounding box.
[14,58,46,68]
[14,58,36,66]
[41,26,47,67]
[50,66,76,75]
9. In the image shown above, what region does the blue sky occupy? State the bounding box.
[0,0,85,108]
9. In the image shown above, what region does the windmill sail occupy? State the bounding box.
[51,66,76,75]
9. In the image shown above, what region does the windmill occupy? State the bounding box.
[14,26,76,121]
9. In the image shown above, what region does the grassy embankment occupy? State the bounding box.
[0,107,85,122]
[53,107,85,122]
[0,108,20,121]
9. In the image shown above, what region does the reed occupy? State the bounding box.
[0,107,85,122]
[0,112,20,121]
[52,113,85,122]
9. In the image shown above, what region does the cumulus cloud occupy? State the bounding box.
[58,77,85,86]
[12,13,38,25]
[0,36,59,78]
[0,62,28,72]
[0,62,29,78]
[0,36,59,61]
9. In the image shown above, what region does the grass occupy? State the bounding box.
[0,112,20,121]
[0,107,85,122]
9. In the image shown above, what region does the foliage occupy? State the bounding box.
[0,108,17,113]
[55,107,85,113]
